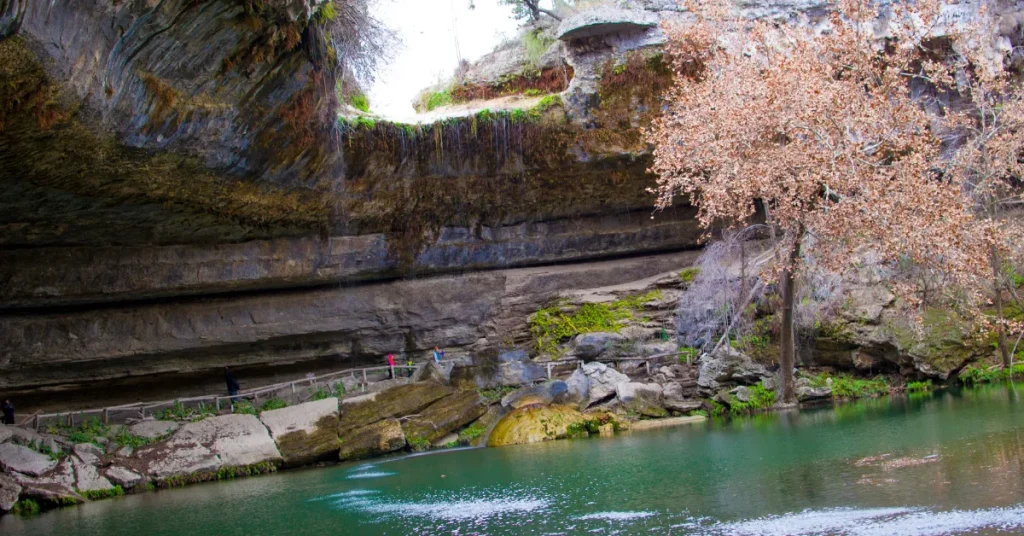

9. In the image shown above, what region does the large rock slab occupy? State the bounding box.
[134,414,281,481]
[557,7,658,41]
[662,382,702,412]
[260,397,340,467]
[558,367,590,406]
[573,332,626,359]
[0,473,20,512]
[128,420,181,440]
[12,458,82,506]
[580,362,630,406]
[615,382,663,403]
[72,456,113,493]
[455,350,547,389]
[697,346,770,391]
[487,405,589,447]
[402,391,487,444]
[73,443,105,466]
[104,466,143,489]
[339,382,452,433]
[338,419,406,462]
[0,443,58,476]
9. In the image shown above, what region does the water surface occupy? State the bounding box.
[4,384,1024,535]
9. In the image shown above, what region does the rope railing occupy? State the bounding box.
[20,352,681,430]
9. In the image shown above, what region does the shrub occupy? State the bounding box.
[349,93,370,112]
[310,387,331,401]
[457,422,487,445]
[83,486,125,500]
[407,437,431,451]
[160,401,214,422]
[678,347,699,364]
[12,498,40,516]
[259,398,288,412]
[529,290,663,354]
[959,363,1024,385]
[233,401,258,415]
[906,380,932,393]
[679,267,700,283]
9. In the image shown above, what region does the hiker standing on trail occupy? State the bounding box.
[225,367,240,410]
[387,354,396,379]
[433,346,444,364]
[1,399,14,425]
[406,357,415,378]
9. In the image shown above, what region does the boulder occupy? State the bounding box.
[128,420,180,440]
[338,419,406,462]
[73,443,105,466]
[486,405,589,447]
[501,381,568,410]
[260,397,340,467]
[104,466,143,489]
[662,382,703,412]
[134,414,281,480]
[116,446,134,458]
[796,384,833,401]
[697,346,770,391]
[433,433,460,448]
[411,360,450,384]
[659,366,676,379]
[615,382,663,403]
[72,456,113,493]
[580,362,630,406]
[339,382,452,433]
[640,341,678,357]
[0,443,58,476]
[0,425,12,444]
[403,391,487,445]
[573,332,626,359]
[732,386,752,403]
[558,367,591,406]
[13,458,82,506]
[0,473,20,512]
[557,7,659,41]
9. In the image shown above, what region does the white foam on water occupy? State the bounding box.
[308,489,379,502]
[362,498,550,522]
[708,505,1024,536]
[345,471,396,479]
[579,512,658,521]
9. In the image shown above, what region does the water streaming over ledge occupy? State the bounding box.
[4,383,1024,535]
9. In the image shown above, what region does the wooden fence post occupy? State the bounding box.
[547,363,552,379]
[645,360,650,376]
[362,369,367,392]
[102,408,109,425]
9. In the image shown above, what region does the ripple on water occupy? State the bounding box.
[578,511,658,521]
[330,487,551,523]
[307,490,379,502]
[708,505,1024,536]
[345,471,396,480]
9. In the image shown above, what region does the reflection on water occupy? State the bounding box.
[3,383,1023,535]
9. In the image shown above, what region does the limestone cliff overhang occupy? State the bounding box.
[556,8,659,41]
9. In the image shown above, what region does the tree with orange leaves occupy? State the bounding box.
[647,0,1009,404]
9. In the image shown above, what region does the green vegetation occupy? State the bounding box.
[566,419,602,437]
[49,417,150,449]
[529,290,663,354]
[310,387,332,401]
[727,383,777,415]
[906,380,932,393]
[425,89,452,111]
[678,347,699,364]
[806,373,890,399]
[959,363,1024,385]
[689,410,708,418]
[457,421,488,445]
[160,401,215,422]
[349,93,370,113]
[407,437,431,451]
[522,29,554,68]
[26,439,62,460]
[11,498,40,516]
[478,385,517,403]
[82,486,125,501]
[679,267,700,283]
[232,401,258,415]
[260,398,289,412]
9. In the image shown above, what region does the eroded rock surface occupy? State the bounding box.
[697,346,771,391]
[402,391,487,444]
[260,398,340,467]
[339,382,452,433]
[0,443,57,477]
[338,419,406,461]
[487,405,589,447]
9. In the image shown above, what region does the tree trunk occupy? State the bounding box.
[779,240,801,405]
[992,246,1011,368]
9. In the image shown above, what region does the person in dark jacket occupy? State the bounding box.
[224,367,240,410]
[2,400,14,425]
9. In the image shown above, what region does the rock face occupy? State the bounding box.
[339,383,452,433]
[697,346,771,391]
[134,414,281,481]
[557,7,658,41]
[560,368,591,407]
[486,405,589,447]
[502,381,569,410]
[104,466,143,490]
[573,332,626,359]
[338,419,406,461]
[0,443,58,477]
[402,391,487,444]
[0,473,20,512]
[72,456,113,493]
[260,398,341,467]
[579,362,630,406]
[615,382,663,403]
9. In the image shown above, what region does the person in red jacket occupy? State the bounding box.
[387,354,396,379]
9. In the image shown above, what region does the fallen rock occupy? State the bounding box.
[659,366,676,379]
[697,346,770,391]
[501,381,568,410]
[0,473,20,512]
[662,382,703,412]
[13,459,82,506]
[615,382,663,403]
[411,360,451,384]
[732,386,752,403]
[128,420,180,440]
[72,456,113,493]
[104,466,143,489]
[559,367,591,406]
[260,397,340,467]
[403,391,487,445]
[339,382,452,433]
[0,426,12,444]
[338,419,406,461]
[796,384,833,401]
[73,443,105,466]
[0,443,58,476]
[135,414,282,480]
[116,446,134,458]
[487,405,589,447]
[580,362,630,406]
[573,332,626,359]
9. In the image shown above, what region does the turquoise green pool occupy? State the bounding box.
[3,383,1024,535]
